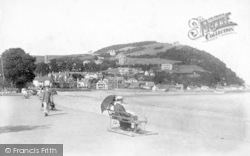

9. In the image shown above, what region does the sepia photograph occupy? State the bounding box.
[0,0,250,156]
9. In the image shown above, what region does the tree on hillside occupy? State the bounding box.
[35,62,50,76]
[72,74,84,81]
[58,61,67,72]
[72,61,84,72]
[153,72,171,84]
[2,48,36,89]
[84,62,100,72]
[49,59,59,72]
[100,60,117,71]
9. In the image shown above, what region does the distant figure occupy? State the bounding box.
[113,95,138,130]
[21,88,29,98]
[50,91,55,110]
[42,86,52,117]
[38,87,44,109]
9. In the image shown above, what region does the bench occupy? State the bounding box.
[107,109,147,133]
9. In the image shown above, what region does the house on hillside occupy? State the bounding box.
[152,84,169,91]
[94,59,103,65]
[128,82,141,89]
[83,60,91,65]
[33,76,51,87]
[52,72,70,82]
[144,71,149,76]
[141,81,155,90]
[125,78,138,84]
[144,70,155,76]
[118,67,130,75]
[77,79,90,89]
[169,84,184,91]
[115,53,126,65]
[148,70,155,76]
[85,73,98,79]
[108,50,116,56]
[96,79,109,90]
[161,63,173,71]
[115,53,126,59]
[145,81,155,86]
[200,86,210,90]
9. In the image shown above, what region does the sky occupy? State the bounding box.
[0,0,250,84]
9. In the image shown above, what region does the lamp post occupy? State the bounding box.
[0,54,5,82]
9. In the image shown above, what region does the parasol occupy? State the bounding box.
[100,95,116,113]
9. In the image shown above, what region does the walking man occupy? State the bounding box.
[39,87,44,109]
[42,86,52,117]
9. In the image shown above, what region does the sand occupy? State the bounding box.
[0,90,250,156]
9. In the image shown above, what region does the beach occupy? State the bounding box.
[0,91,249,156]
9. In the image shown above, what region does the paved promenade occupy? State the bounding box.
[0,94,249,156]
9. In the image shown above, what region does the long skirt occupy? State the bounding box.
[43,102,49,114]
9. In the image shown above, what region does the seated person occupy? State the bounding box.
[113,95,138,130]
[21,88,29,98]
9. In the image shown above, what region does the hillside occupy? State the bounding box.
[94,41,244,86]
[94,41,157,55]
[94,41,185,57]
[125,42,173,56]
[33,54,95,63]
[32,41,175,63]
[124,58,180,65]
[33,55,66,63]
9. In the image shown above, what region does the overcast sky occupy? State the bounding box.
[0,0,250,84]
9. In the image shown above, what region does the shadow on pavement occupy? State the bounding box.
[51,109,63,111]
[0,125,50,134]
[48,113,67,116]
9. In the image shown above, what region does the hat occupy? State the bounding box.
[115,95,123,100]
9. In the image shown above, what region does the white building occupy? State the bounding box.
[118,67,130,75]
[125,78,138,83]
[161,63,173,71]
[33,76,51,87]
[83,60,91,65]
[85,73,98,79]
[96,79,108,90]
[77,79,90,89]
[108,50,116,56]
[97,56,104,60]
[115,53,126,65]
[94,60,103,65]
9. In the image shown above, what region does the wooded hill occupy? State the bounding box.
[93,41,244,86]
[30,41,244,86]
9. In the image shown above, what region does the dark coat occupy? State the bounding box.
[114,104,130,117]
[42,90,52,103]
[114,104,137,129]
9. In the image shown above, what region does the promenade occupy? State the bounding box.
[0,92,249,156]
